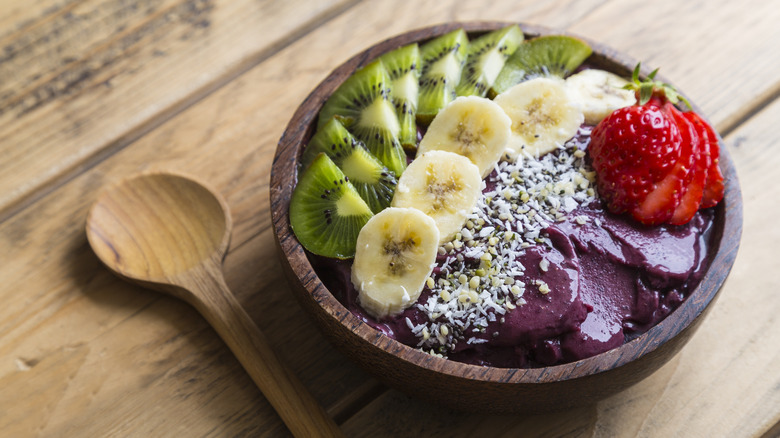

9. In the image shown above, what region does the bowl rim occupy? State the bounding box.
[270,21,743,385]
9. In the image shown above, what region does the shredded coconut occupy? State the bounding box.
[412,126,597,357]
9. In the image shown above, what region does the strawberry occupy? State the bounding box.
[589,64,724,226]
[668,106,706,225]
[686,111,724,207]
[633,103,697,224]
[588,68,684,223]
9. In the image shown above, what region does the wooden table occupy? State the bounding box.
[1,0,778,436]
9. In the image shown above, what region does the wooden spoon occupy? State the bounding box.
[86,171,342,437]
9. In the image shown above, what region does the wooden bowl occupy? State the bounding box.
[270,22,742,413]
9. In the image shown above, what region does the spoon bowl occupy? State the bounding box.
[87,172,231,297]
[86,171,342,437]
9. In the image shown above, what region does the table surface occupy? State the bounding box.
[2,0,778,436]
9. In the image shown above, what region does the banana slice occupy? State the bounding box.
[566,69,635,125]
[494,77,584,158]
[392,150,481,243]
[352,207,440,319]
[417,95,511,178]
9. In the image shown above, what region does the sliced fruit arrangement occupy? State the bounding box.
[290,153,374,259]
[379,43,422,149]
[416,28,470,123]
[302,117,397,213]
[318,59,407,176]
[416,95,511,177]
[392,150,482,244]
[455,25,524,97]
[290,24,724,290]
[589,65,725,225]
[494,77,584,158]
[489,35,592,97]
[352,207,440,319]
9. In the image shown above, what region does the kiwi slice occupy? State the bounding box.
[455,25,524,97]
[416,28,469,123]
[318,60,407,177]
[302,117,397,213]
[489,35,592,97]
[290,153,373,259]
[379,43,421,150]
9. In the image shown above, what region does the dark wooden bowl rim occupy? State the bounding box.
[271,22,742,386]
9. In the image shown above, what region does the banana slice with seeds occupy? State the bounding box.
[352,207,440,319]
[392,150,482,244]
[494,77,584,158]
[417,96,511,178]
[566,69,635,125]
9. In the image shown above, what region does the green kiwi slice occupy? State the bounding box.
[302,117,397,213]
[489,35,592,97]
[318,60,407,177]
[379,43,421,150]
[455,25,524,97]
[290,153,373,259]
[416,28,469,123]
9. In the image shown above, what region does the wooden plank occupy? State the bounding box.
[1,0,777,436]
[0,0,353,219]
[0,0,79,40]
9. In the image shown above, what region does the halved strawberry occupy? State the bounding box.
[589,64,724,226]
[687,111,724,208]
[589,102,682,217]
[630,104,695,225]
[668,109,707,225]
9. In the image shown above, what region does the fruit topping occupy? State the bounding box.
[302,117,397,213]
[494,77,584,158]
[290,153,373,259]
[667,105,705,225]
[416,95,511,177]
[417,29,469,123]
[379,43,422,149]
[565,68,636,124]
[455,25,524,98]
[686,111,725,208]
[318,60,407,176]
[391,150,482,243]
[589,65,723,225]
[352,207,440,319]
[489,35,592,97]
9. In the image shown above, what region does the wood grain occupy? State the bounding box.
[0,0,778,435]
[0,0,353,220]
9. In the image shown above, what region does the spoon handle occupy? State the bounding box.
[186,264,343,437]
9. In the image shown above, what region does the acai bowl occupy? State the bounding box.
[270,22,741,413]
